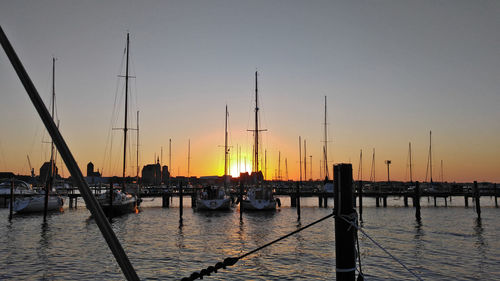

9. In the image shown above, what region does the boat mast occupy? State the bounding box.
[323,96,329,180]
[136,110,139,185]
[224,105,229,189]
[50,57,56,181]
[122,33,130,189]
[429,131,433,184]
[409,142,413,183]
[248,71,266,177]
[254,71,259,173]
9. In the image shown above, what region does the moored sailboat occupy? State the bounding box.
[241,71,277,211]
[196,105,232,211]
[96,33,137,216]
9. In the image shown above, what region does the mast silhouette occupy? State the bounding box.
[224,105,229,189]
[248,71,266,176]
[45,57,56,219]
[121,33,130,189]
[323,96,329,180]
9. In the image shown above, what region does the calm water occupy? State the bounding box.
[1,196,499,280]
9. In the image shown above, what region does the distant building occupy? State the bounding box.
[86,162,102,185]
[162,165,170,183]
[87,162,101,177]
[142,162,161,185]
[39,161,58,184]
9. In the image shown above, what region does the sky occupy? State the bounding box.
[0,0,499,182]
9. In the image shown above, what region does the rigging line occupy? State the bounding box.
[180,213,334,281]
[337,214,424,281]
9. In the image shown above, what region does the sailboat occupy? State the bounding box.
[241,71,277,211]
[96,33,137,216]
[322,96,334,193]
[196,105,231,211]
[12,57,64,214]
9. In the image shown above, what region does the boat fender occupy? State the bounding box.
[276,198,281,207]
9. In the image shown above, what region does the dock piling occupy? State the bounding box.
[415,181,421,221]
[358,180,363,222]
[473,181,481,218]
[464,194,469,207]
[296,182,301,220]
[9,178,14,220]
[495,183,498,208]
[334,163,356,281]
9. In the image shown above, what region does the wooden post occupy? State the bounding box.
[239,181,243,220]
[473,181,480,218]
[191,195,196,208]
[433,196,437,207]
[404,195,408,207]
[495,183,498,208]
[296,182,301,220]
[415,181,421,221]
[375,196,380,207]
[444,197,448,207]
[334,164,356,281]
[318,195,323,208]
[291,194,296,207]
[324,194,328,208]
[179,182,183,224]
[464,194,469,207]
[383,196,387,207]
[9,178,14,220]
[358,180,363,222]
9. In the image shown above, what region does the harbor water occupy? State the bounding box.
[1,196,499,280]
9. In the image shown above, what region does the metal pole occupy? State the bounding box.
[179,181,183,224]
[0,26,139,281]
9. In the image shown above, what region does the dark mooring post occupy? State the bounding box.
[415,181,421,221]
[464,194,469,207]
[296,182,301,220]
[9,178,14,221]
[375,196,380,207]
[334,164,356,281]
[239,181,243,220]
[495,183,498,208]
[358,180,363,222]
[179,181,183,224]
[473,181,481,218]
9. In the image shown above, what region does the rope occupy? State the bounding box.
[337,214,424,281]
[180,213,334,281]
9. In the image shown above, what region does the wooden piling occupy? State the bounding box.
[415,181,421,221]
[318,195,323,208]
[464,194,469,207]
[296,182,301,220]
[324,194,328,208]
[358,180,363,222]
[9,178,14,220]
[495,183,498,208]
[403,195,408,207]
[444,197,448,207]
[473,181,481,218]
[334,164,356,281]
[179,182,183,223]
[191,195,196,208]
[433,196,437,207]
[383,196,387,207]
[291,195,297,207]
[239,182,243,220]
[162,194,169,208]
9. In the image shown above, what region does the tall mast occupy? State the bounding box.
[254,71,259,173]
[136,111,139,185]
[409,142,412,183]
[429,131,433,183]
[169,138,172,178]
[187,139,191,179]
[248,71,266,175]
[50,57,56,179]
[278,151,281,181]
[323,96,329,179]
[304,139,307,181]
[122,33,130,188]
[224,105,229,188]
[285,158,288,181]
[358,149,362,181]
[299,136,302,183]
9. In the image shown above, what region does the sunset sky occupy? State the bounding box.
[0,0,499,182]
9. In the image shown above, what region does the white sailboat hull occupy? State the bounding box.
[12,195,63,213]
[196,198,231,211]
